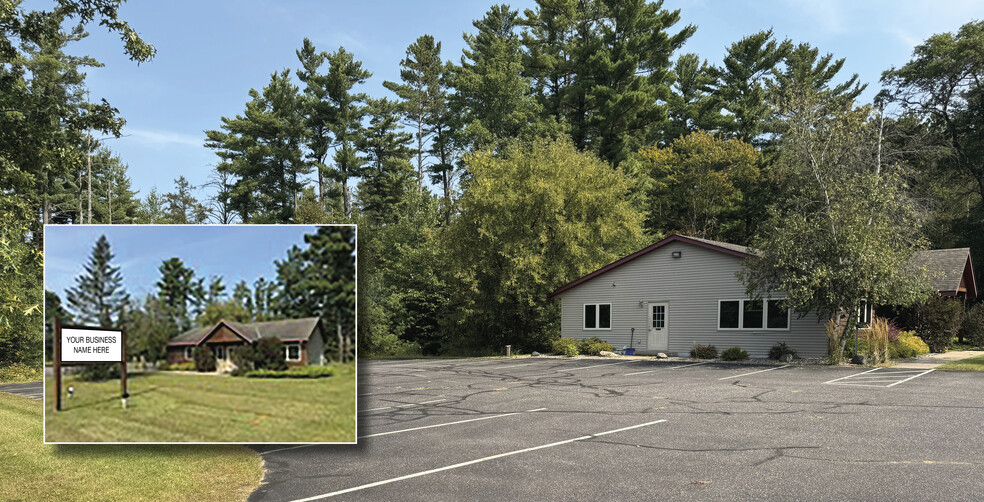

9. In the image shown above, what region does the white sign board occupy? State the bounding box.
[61,328,122,362]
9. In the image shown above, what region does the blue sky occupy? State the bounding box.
[41,0,984,203]
[44,225,322,302]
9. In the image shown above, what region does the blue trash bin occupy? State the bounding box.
[624,348,635,356]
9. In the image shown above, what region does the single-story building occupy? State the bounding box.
[548,234,977,358]
[167,317,326,371]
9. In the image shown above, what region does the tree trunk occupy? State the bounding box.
[342,177,351,218]
[336,319,344,363]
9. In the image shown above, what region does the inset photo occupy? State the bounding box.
[43,224,356,444]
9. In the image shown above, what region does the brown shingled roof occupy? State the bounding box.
[909,248,977,298]
[168,317,322,346]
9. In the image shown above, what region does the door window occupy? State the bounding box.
[652,305,665,329]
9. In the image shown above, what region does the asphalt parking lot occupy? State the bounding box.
[250,357,984,501]
[0,381,42,399]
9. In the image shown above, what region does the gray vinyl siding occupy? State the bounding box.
[556,241,828,358]
[308,325,325,365]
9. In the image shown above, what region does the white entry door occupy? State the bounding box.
[648,303,668,351]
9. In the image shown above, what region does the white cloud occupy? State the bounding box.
[125,128,203,148]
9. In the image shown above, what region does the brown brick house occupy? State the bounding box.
[167,318,326,371]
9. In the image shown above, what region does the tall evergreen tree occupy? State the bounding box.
[205,70,308,222]
[66,235,129,327]
[155,257,200,331]
[453,4,543,149]
[324,47,371,218]
[768,42,865,107]
[383,34,447,192]
[276,226,356,362]
[136,187,171,224]
[357,97,416,222]
[89,148,140,224]
[164,176,207,224]
[296,38,334,206]
[521,0,695,165]
[709,29,792,145]
[663,53,725,142]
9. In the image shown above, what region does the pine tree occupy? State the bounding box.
[296,38,334,207]
[709,29,792,145]
[205,70,309,222]
[136,187,171,224]
[156,257,200,331]
[383,34,447,192]
[66,235,129,327]
[521,0,695,165]
[663,53,725,142]
[357,97,416,222]
[768,42,865,109]
[164,176,207,224]
[324,47,371,218]
[89,148,140,224]
[232,280,254,320]
[453,5,542,149]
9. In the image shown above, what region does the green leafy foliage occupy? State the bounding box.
[552,337,580,357]
[911,295,964,352]
[959,303,984,348]
[65,235,129,327]
[447,138,644,352]
[0,198,43,368]
[578,337,613,356]
[768,342,797,360]
[690,344,718,359]
[889,331,930,359]
[721,346,749,361]
[244,366,334,379]
[192,346,216,373]
[76,363,120,381]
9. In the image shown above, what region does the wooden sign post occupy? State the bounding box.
[53,320,128,412]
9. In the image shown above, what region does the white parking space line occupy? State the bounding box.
[262,409,550,456]
[886,369,935,387]
[823,368,881,384]
[362,408,548,439]
[288,419,667,501]
[486,363,533,370]
[718,365,787,380]
[359,399,447,413]
[563,361,633,372]
[623,360,708,376]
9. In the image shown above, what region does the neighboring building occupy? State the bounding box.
[548,234,977,358]
[167,317,326,371]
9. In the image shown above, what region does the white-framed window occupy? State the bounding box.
[184,346,194,360]
[652,305,665,329]
[858,300,872,328]
[718,299,789,331]
[214,346,225,360]
[285,343,302,361]
[583,303,612,330]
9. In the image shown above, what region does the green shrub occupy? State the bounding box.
[552,337,580,356]
[192,346,216,372]
[579,337,614,356]
[371,334,423,358]
[768,342,797,360]
[721,347,749,361]
[690,344,717,359]
[244,366,334,378]
[161,361,195,371]
[253,338,288,371]
[889,331,930,359]
[912,295,964,352]
[960,303,984,348]
[76,363,120,381]
[229,345,255,376]
[0,363,43,383]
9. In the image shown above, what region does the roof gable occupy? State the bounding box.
[910,248,977,298]
[548,234,750,299]
[169,317,322,346]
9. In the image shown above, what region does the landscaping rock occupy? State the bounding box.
[531,351,540,357]
[850,354,867,365]
[656,352,668,359]
[599,350,617,357]
[779,354,793,363]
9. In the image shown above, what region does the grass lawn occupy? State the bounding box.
[937,353,984,371]
[44,363,356,442]
[1,392,262,501]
